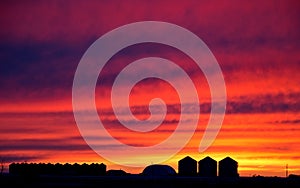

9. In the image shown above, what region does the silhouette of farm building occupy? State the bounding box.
[218,157,239,177]
[9,162,107,176]
[178,156,197,176]
[198,156,217,177]
[142,164,176,176]
[98,163,107,175]
[107,169,127,176]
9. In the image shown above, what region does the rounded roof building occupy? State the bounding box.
[142,164,176,176]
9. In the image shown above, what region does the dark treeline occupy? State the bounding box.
[9,162,106,176]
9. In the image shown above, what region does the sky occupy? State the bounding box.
[0,0,300,177]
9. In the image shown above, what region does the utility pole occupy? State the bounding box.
[286,164,288,178]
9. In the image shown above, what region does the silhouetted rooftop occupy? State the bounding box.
[179,156,196,162]
[199,156,217,162]
[142,164,176,176]
[219,157,238,164]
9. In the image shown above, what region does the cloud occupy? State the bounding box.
[0,0,299,106]
[1,0,299,44]
[1,91,299,115]
[0,154,45,163]
[0,137,90,152]
[104,92,300,114]
[238,156,300,160]
[273,119,300,124]
[226,92,300,114]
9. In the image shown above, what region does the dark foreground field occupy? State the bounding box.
[1,174,300,188]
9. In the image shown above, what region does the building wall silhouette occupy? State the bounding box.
[198,156,217,177]
[143,164,176,176]
[107,169,127,176]
[178,156,197,176]
[8,156,240,177]
[218,157,239,177]
[9,162,106,176]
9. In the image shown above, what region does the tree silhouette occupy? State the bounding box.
[0,158,4,175]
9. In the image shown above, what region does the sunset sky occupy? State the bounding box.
[1,0,300,177]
